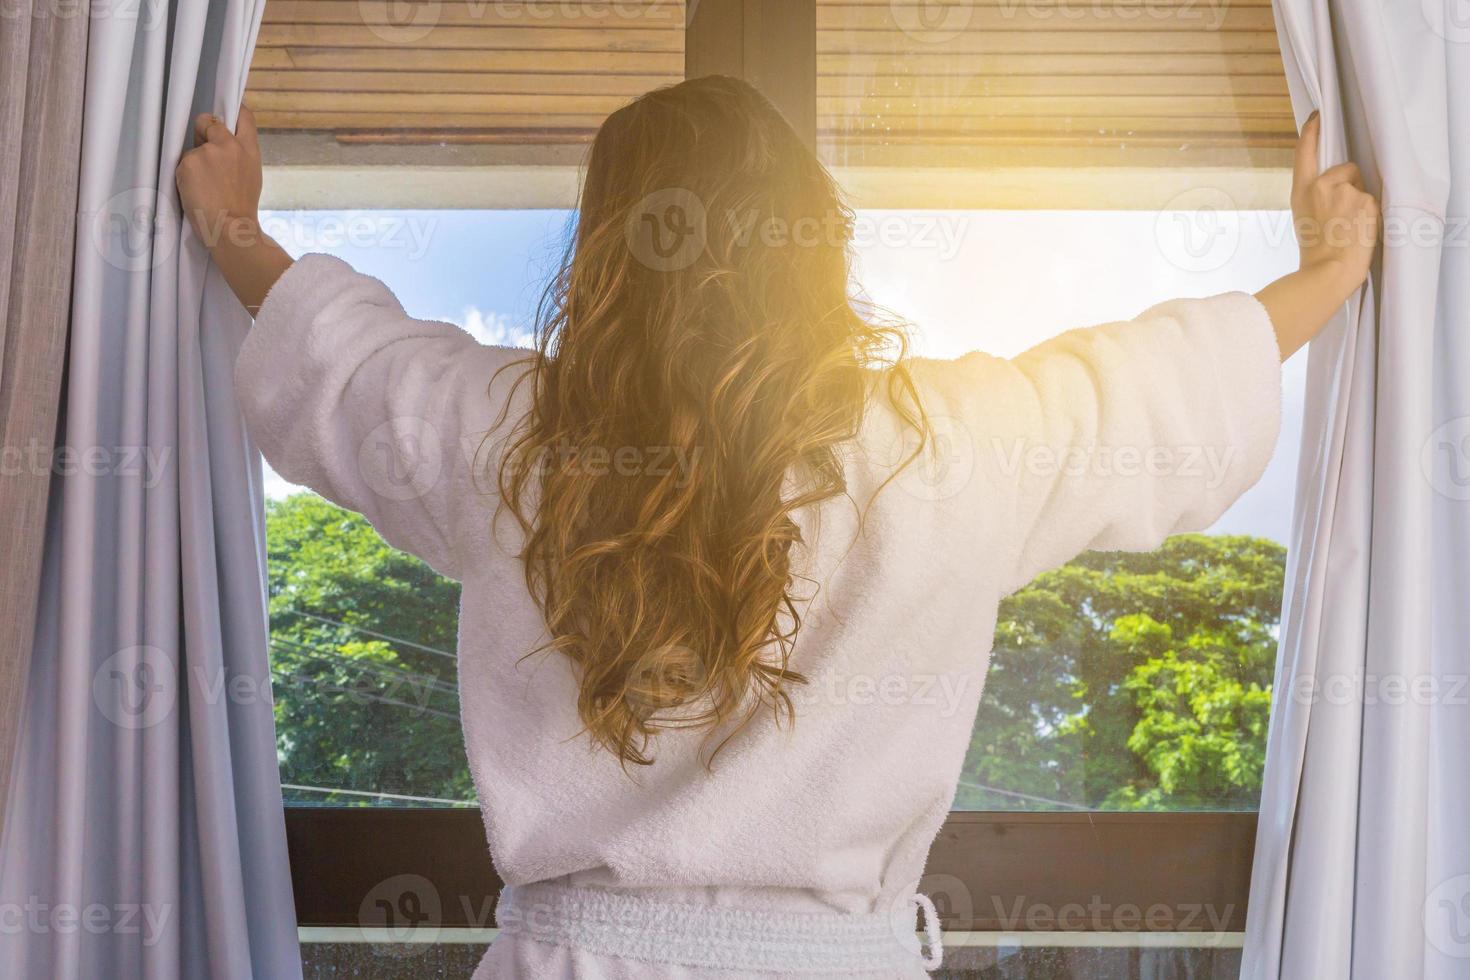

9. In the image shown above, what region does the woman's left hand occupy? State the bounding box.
[175,106,263,245]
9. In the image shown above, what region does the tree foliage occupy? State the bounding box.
[267,495,1283,811]
[267,493,471,806]
[958,535,1283,810]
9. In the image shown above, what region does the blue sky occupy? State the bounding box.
[259,208,1305,543]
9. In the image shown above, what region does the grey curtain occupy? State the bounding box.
[0,0,301,974]
[0,0,88,843]
[1244,2,1466,977]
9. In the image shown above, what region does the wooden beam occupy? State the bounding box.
[686,0,817,149]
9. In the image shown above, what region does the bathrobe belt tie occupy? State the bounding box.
[496,881,944,974]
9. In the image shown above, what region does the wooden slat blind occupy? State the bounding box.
[247,0,684,138]
[818,0,1293,167]
[243,0,1292,167]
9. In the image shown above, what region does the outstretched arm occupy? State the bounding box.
[175,105,291,315]
[1254,112,1380,359]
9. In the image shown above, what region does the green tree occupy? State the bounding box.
[266,493,470,805]
[957,535,1283,811]
[265,494,1283,813]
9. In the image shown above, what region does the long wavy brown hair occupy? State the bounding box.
[496,75,928,767]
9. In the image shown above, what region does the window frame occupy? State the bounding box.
[287,808,1255,931]
[279,0,1267,939]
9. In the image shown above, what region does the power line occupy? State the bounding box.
[269,637,459,704]
[269,654,461,720]
[270,634,458,696]
[954,778,1091,812]
[277,608,458,662]
[281,783,476,807]
[273,674,459,721]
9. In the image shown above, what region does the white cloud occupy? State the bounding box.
[452,306,536,349]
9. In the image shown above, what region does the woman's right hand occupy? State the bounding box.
[1290,112,1380,300]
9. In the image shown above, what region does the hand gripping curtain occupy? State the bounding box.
[1244,2,1467,978]
[0,0,301,974]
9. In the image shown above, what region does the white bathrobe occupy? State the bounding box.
[235,254,1282,978]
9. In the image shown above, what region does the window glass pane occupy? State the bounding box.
[850,209,1303,810]
[265,210,567,807]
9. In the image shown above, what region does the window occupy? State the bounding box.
[260,209,565,809]
[248,0,1299,967]
[853,209,1304,812]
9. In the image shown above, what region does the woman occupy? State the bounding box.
[177,77,1377,977]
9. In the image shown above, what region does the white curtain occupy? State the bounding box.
[0,0,300,974]
[1244,2,1466,977]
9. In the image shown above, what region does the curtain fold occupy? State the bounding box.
[0,0,89,843]
[1245,2,1465,977]
[0,0,300,974]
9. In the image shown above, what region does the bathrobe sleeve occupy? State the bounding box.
[234,253,523,581]
[920,292,1283,596]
